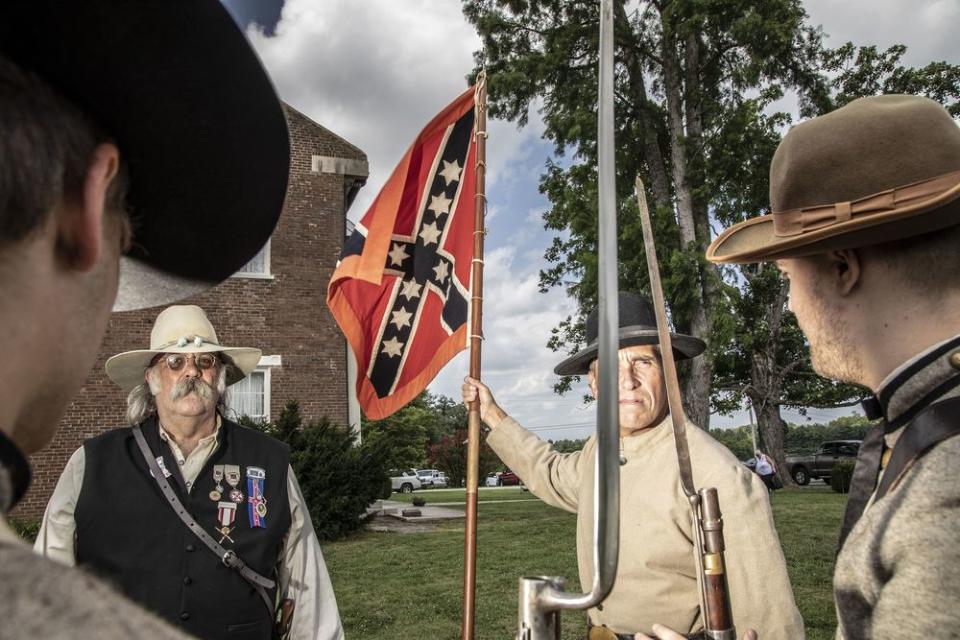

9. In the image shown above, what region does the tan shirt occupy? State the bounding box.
[35,422,344,640]
[487,414,804,638]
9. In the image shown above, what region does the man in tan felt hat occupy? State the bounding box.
[462,292,802,639]
[706,94,960,639]
[36,305,345,640]
[0,1,290,637]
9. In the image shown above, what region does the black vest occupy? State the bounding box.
[75,416,291,640]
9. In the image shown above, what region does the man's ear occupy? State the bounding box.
[587,366,599,399]
[827,249,862,296]
[56,143,119,271]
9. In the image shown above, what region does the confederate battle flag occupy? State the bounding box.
[327,86,479,419]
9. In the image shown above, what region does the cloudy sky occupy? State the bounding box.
[224,0,958,440]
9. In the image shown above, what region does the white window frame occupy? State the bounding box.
[233,239,274,280]
[227,355,281,422]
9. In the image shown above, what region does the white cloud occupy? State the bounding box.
[247,0,546,220]
[805,0,958,67]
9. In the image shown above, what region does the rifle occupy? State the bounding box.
[635,176,736,640]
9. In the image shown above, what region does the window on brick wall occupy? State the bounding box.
[227,355,280,422]
[234,239,272,279]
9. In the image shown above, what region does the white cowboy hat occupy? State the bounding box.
[105,305,262,391]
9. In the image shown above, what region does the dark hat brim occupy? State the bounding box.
[553,326,706,376]
[0,0,289,310]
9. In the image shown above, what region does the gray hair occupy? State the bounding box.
[125,355,231,426]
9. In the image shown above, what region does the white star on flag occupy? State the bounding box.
[381,336,404,358]
[390,307,413,330]
[438,160,462,186]
[427,193,452,216]
[387,243,409,267]
[432,261,450,283]
[399,279,422,300]
[419,221,442,245]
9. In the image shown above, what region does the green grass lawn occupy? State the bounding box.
[324,486,844,639]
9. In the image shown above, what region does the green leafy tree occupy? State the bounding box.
[362,394,433,469]
[251,402,390,541]
[550,438,588,453]
[463,0,833,429]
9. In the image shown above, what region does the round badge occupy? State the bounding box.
[209,490,222,501]
[256,502,267,518]
[230,489,244,504]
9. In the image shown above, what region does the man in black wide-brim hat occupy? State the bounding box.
[463,292,803,639]
[0,1,290,637]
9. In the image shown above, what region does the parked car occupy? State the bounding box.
[485,472,500,487]
[499,470,521,486]
[416,468,438,487]
[389,469,422,494]
[786,440,861,485]
[416,469,448,488]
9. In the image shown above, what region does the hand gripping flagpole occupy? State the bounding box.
[461,70,487,640]
[515,2,621,637]
[635,176,736,640]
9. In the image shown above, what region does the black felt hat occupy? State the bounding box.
[0,0,290,310]
[553,292,706,376]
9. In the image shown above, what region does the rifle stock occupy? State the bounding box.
[697,488,735,639]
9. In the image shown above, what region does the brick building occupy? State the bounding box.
[17,105,368,518]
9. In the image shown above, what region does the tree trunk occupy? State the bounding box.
[660,13,712,429]
[754,396,793,487]
[748,281,795,486]
[616,1,671,210]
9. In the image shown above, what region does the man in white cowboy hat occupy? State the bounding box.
[462,292,802,639]
[703,94,960,639]
[0,1,289,637]
[36,305,345,640]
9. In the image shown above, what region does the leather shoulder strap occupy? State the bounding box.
[875,396,960,501]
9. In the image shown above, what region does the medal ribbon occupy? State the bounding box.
[247,476,266,528]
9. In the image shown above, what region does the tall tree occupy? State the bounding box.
[709,46,958,482]
[463,0,830,428]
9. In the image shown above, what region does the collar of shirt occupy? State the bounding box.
[158,415,222,488]
[620,414,674,454]
[861,333,960,433]
[0,429,31,514]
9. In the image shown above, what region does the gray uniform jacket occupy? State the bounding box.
[0,440,193,640]
[835,334,960,639]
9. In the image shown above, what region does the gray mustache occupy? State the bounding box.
[170,377,214,401]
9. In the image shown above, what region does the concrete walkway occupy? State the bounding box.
[367,499,465,523]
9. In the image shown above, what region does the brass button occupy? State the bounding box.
[950,351,960,370]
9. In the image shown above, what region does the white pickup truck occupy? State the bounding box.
[389,469,422,494]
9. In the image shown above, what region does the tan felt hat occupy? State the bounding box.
[706,95,960,264]
[105,305,261,391]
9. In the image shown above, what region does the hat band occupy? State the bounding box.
[773,169,960,237]
[153,335,219,350]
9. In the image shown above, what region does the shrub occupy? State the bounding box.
[254,402,390,541]
[831,460,856,493]
[412,496,426,507]
[10,518,39,543]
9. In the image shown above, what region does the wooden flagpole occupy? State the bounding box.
[461,71,487,640]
